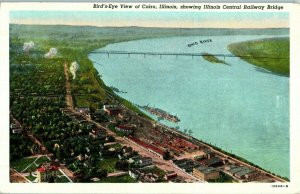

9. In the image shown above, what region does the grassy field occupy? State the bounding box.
[96,174,137,183]
[142,166,166,177]
[55,176,71,183]
[11,157,36,172]
[35,156,51,165]
[25,174,37,182]
[11,156,51,173]
[97,158,119,173]
[55,171,71,183]
[24,166,71,183]
[228,37,289,76]
[106,143,123,150]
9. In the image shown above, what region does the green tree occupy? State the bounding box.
[115,160,129,170]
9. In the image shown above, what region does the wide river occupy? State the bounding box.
[89,35,289,178]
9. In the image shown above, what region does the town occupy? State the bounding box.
[9,24,289,183]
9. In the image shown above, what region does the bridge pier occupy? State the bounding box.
[107,53,109,58]
[128,53,130,58]
[176,54,178,59]
[144,54,146,58]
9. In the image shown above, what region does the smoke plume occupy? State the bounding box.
[23,41,35,54]
[70,61,79,79]
[44,48,58,58]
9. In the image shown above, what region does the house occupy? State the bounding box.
[226,165,260,181]
[244,171,260,181]
[138,157,153,167]
[173,159,199,173]
[122,146,133,154]
[193,165,219,181]
[103,105,122,116]
[193,153,206,161]
[10,123,17,128]
[117,112,130,122]
[169,177,186,183]
[76,154,85,161]
[204,157,224,167]
[129,169,142,179]
[118,113,125,119]
[75,107,91,119]
[89,128,107,139]
[108,147,116,152]
[235,168,255,179]
[91,177,100,182]
[11,127,22,134]
[10,122,22,134]
[128,155,142,164]
[203,148,215,159]
[61,108,76,116]
[139,172,159,183]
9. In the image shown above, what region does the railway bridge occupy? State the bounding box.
[90,50,284,60]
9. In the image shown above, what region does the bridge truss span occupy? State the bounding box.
[91,50,287,60]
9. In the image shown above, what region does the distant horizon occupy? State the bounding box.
[10,11,289,29]
[10,23,290,30]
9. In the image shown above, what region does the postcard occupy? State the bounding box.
[0,1,300,194]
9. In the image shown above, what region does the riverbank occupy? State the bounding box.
[90,35,289,179]
[91,47,290,180]
[84,36,288,180]
[152,122,289,182]
[228,37,289,76]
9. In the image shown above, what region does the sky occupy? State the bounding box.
[10,11,289,28]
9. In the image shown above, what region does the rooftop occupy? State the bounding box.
[205,157,223,166]
[203,148,214,154]
[75,107,90,111]
[128,136,165,156]
[174,159,199,171]
[37,165,59,173]
[194,165,218,174]
[227,166,248,174]
[116,125,134,130]
[104,105,122,111]
[235,168,255,177]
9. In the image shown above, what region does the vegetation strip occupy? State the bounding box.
[228,37,289,76]
[201,53,228,65]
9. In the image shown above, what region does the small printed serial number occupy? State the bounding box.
[272,184,288,188]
